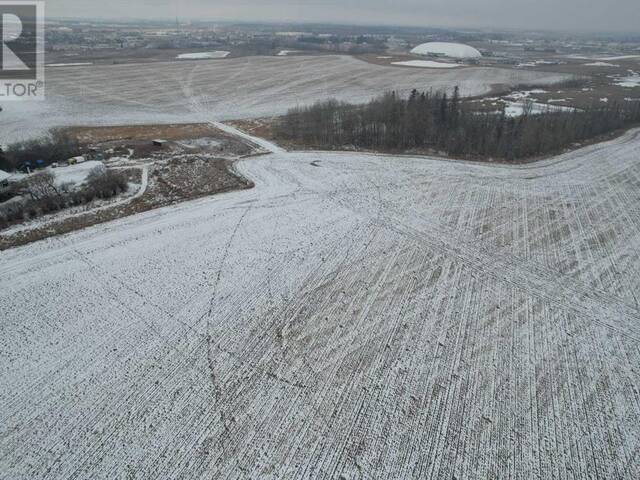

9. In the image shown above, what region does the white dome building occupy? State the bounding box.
[410,42,482,59]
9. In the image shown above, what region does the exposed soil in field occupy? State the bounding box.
[67,123,239,145]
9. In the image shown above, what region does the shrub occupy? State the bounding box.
[86,167,129,199]
[24,171,61,201]
[0,200,25,229]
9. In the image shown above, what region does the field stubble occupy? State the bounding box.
[1,124,640,478]
[0,55,573,144]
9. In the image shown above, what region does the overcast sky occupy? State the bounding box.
[48,0,640,33]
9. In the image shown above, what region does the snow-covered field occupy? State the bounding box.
[2,125,640,478]
[391,60,461,69]
[176,51,230,60]
[0,55,571,143]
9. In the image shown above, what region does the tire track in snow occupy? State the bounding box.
[3,128,640,478]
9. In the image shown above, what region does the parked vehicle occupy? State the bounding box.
[67,156,86,165]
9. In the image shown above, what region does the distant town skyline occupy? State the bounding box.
[48,0,640,33]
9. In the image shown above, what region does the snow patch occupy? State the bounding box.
[505,89,547,101]
[391,60,461,69]
[176,137,221,149]
[517,60,565,68]
[46,62,93,67]
[177,51,230,60]
[504,101,575,117]
[568,54,640,61]
[50,161,104,187]
[615,73,640,88]
[584,62,619,67]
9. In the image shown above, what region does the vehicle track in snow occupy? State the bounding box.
[0,55,572,144]
[1,127,640,479]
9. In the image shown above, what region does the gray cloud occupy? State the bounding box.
[48,0,640,33]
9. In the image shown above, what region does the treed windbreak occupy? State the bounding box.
[277,89,640,161]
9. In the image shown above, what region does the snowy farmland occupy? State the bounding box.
[0,55,571,143]
[2,125,640,478]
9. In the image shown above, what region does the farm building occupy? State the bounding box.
[411,42,482,59]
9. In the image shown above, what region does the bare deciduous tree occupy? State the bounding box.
[276,88,640,161]
[25,171,61,201]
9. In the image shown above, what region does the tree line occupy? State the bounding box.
[0,132,82,172]
[275,88,640,161]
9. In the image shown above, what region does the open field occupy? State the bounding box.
[2,126,640,478]
[0,55,572,144]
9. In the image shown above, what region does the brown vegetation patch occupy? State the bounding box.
[151,157,253,202]
[66,123,230,145]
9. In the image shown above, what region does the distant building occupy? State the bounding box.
[411,42,482,59]
[152,139,168,147]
